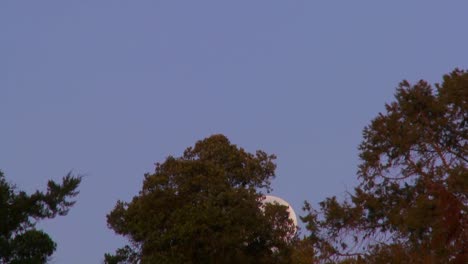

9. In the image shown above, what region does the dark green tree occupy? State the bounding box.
[0,170,81,263]
[105,135,297,264]
[302,69,467,263]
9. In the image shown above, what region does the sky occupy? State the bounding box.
[1,1,468,263]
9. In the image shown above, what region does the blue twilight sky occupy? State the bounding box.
[1,1,468,263]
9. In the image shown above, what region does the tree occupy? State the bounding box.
[302,69,467,263]
[0,170,81,263]
[105,135,297,264]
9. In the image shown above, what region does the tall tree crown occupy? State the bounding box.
[303,69,467,263]
[106,134,296,264]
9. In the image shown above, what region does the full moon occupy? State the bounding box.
[262,195,298,227]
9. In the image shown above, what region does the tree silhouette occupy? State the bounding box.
[303,69,467,263]
[0,171,81,263]
[105,135,296,264]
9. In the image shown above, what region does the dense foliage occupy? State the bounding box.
[0,171,81,263]
[303,69,467,263]
[105,135,297,264]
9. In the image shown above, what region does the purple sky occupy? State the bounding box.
[1,1,468,263]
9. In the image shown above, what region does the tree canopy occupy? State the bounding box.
[302,69,467,263]
[105,135,297,264]
[0,171,81,263]
[4,69,465,263]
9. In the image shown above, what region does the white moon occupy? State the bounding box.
[262,195,298,227]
